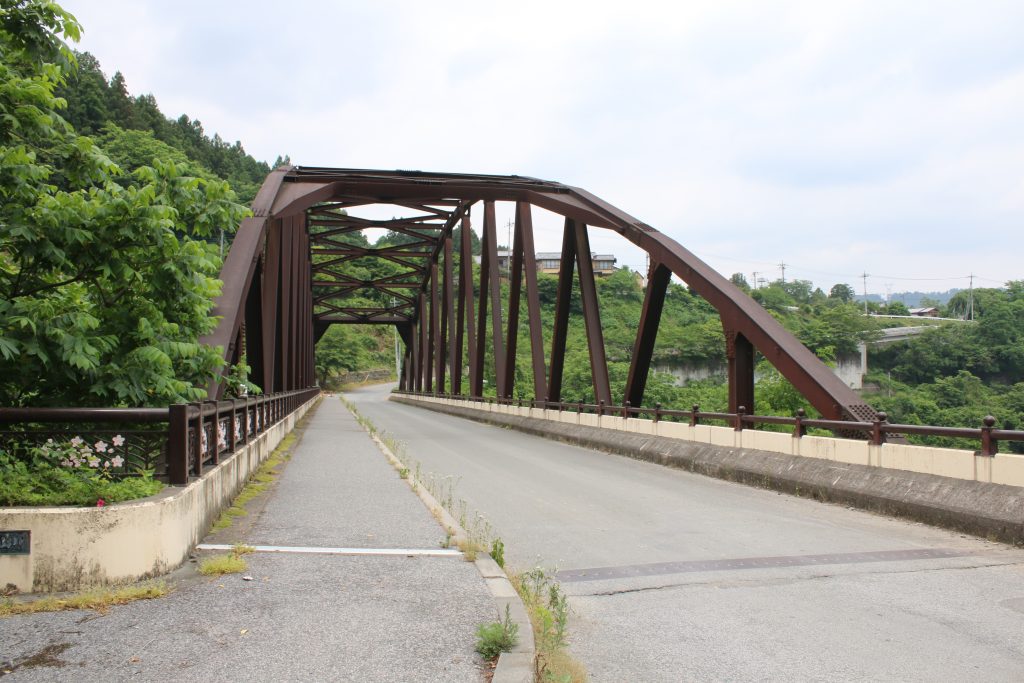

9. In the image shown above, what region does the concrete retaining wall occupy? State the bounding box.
[394,395,1024,545]
[0,396,319,593]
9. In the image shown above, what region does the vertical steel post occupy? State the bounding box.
[625,262,671,407]
[416,293,427,392]
[517,202,548,402]
[443,234,455,394]
[279,218,294,391]
[430,260,441,393]
[425,264,437,392]
[482,201,506,397]
[262,220,282,393]
[245,258,265,392]
[472,211,491,398]
[573,222,612,405]
[457,215,475,396]
[547,218,577,402]
[725,330,755,415]
[504,208,525,398]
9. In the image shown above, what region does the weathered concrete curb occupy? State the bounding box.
[342,400,536,683]
[0,395,322,593]
[393,396,1024,546]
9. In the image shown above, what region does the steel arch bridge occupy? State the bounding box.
[203,166,878,424]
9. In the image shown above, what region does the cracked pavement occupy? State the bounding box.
[347,383,1024,682]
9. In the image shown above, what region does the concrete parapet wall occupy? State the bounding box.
[0,396,319,593]
[395,395,1024,545]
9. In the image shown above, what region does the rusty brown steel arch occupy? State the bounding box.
[203,166,877,424]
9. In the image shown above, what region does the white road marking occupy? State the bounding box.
[196,543,462,557]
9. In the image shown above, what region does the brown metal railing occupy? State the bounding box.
[394,390,1024,457]
[0,388,320,485]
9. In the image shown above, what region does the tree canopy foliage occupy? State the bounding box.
[0,0,249,406]
[53,47,279,204]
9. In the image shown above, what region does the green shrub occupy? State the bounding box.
[475,605,519,659]
[0,453,163,507]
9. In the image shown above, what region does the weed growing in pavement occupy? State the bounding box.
[0,582,168,617]
[198,552,247,576]
[209,436,293,533]
[512,567,587,682]
[490,538,506,568]
[475,605,520,659]
[341,399,504,563]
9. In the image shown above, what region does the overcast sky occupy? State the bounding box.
[62,0,1022,295]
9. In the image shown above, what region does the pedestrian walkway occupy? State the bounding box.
[0,397,495,682]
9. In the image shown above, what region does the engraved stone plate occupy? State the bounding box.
[0,530,30,555]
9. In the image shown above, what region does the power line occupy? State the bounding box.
[693,251,1015,287]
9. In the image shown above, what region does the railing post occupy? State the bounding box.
[191,402,204,478]
[598,400,605,417]
[623,400,630,420]
[168,404,189,485]
[211,400,221,465]
[242,396,250,443]
[735,406,746,432]
[981,415,997,456]
[871,411,887,445]
[690,404,700,427]
[653,403,661,424]
[228,399,238,452]
[794,408,807,438]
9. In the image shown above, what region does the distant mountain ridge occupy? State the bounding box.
[856,289,963,307]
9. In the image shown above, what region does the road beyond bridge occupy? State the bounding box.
[347,383,1024,682]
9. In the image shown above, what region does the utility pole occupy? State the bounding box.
[861,271,870,314]
[778,261,787,284]
[968,273,974,321]
[752,271,759,290]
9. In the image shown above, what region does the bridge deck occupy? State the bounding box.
[0,399,493,682]
[348,384,1024,682]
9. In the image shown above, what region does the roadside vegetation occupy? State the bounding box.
[512,568,587,682]
[475,605,519,660]
[0,582,168,617]
[209,431,298,533]
[197,545,252,576]
[342,397,587,679]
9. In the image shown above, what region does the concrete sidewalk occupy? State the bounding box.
[0,397,496,682]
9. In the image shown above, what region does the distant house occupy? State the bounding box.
[496,249,512,272]
[536,252,617,276]
[909,307,940,317]
[536,252,561,274]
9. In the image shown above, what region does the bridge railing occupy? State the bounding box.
[0,388,320,486]
[393,390,1024,457]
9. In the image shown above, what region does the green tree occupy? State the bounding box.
[0,0,249,406]
[829,283,855,303]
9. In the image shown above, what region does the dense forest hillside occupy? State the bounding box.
[56,52,283,203]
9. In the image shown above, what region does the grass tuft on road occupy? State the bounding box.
[0,582,168,617]
[512,567,588,682]
[198,553,247,576]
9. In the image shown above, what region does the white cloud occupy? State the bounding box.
[63,0,1024,292]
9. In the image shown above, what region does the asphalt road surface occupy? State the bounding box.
[345,384,1024,682]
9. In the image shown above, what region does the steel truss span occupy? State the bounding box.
[203,166,877,424]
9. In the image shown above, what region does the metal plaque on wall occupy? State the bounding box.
[0,530,30,555]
